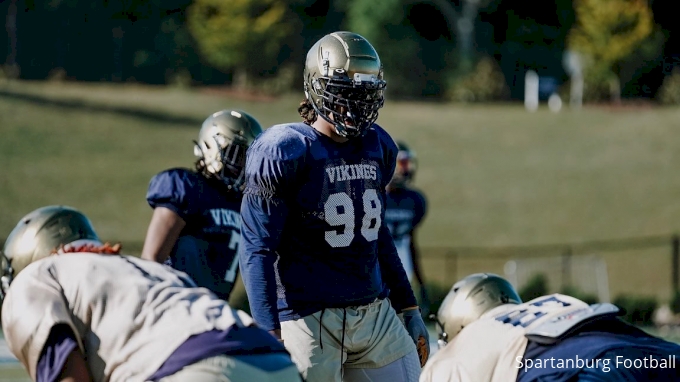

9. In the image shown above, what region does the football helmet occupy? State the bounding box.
[303,31,386,138]
[1,205,101,300]
[194,110,263,190]
[388,141,418,189]
[434,273,521,348]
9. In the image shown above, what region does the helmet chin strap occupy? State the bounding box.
[0,252,12,302]
[429,313,449,349]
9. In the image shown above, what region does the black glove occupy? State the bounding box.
[403,308,430,367]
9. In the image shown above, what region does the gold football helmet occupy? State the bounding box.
[434,273,522,348]
[1,205,101,300]
[194,109,262,190]
[303,31,386,138]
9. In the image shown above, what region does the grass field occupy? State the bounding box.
[2,80,680,299]
[1,79,680,378]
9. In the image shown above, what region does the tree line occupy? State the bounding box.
[1,0,677,102]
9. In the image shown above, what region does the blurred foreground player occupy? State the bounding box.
[1,205,301,382]
[421,273,680,382]
[385,141,429,315]
[142,110,262,300]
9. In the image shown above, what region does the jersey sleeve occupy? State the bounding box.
[1,262,84,381]
[239,128,303,331]
[378,223,417,311]
[146,169,193,220]
[374,126,417,311]
[36,324,79,382]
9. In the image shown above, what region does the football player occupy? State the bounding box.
[141,110,262,301]
[0,205,302,382]
[385,141,430,316]
[239,31,428,382]
[421,273,680,382]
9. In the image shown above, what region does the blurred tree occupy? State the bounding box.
[568,0,654,102]
[187,0,295,90]
[347,0,455,98]
[4,0,19,78]
[447,55,509,102]
[494,0,575,100]
[346,0,514,99]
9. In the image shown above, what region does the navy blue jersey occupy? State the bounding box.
[518,318,680,381]
[146,168,242,300]
[239,123,417,331]
[385,187,427,240]
[385,187,427,280]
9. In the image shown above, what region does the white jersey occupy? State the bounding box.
[395,236,414,282]
[1,253,253,382]
[420,294,589,382]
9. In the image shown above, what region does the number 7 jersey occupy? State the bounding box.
[240,122,416,327]
[146,168,242,300]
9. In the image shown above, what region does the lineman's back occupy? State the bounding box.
[1,253,251,382]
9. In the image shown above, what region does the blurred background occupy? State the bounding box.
[2,0,680,379]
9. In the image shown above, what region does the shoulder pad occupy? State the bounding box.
[372,124,397,148]
[249,124,309,161]
[525,303,620,345]
[152,168,196,183]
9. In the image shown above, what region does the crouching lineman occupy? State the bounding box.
[421,273,680,382]
[0,205,302,382]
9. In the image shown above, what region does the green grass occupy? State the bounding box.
[2,80,680,301]
[2,80,680,377]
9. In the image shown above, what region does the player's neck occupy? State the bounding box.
[311,117,349,143]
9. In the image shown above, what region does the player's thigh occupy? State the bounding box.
[344,351,421,382]
[346,298,417,369]
[158,353,302,382]
[281,311,345,382]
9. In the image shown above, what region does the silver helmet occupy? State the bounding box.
[303,31,386,138]
[388,140,418,189]
[194,110,262,190]
[435,273,522,347]
[1,205,101,300]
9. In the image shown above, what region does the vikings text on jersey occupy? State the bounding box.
[239,122,417,331]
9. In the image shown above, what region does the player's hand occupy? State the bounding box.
[269,329,284,344]
[402,307,430,367]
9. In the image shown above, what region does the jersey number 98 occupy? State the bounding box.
[324,189,381,247]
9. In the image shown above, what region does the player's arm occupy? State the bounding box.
[409,231,426,288]
[378,133,417,312]
[377,224,418,312]
[58,349,91,382]
[411,189,429,310]
[38,325,92,382]
[378,224,430,365]
[141,170,190,263]
[238,136,297,336]
[141,206,186,263]
[240,193,289,335]
[1,264,90,381]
